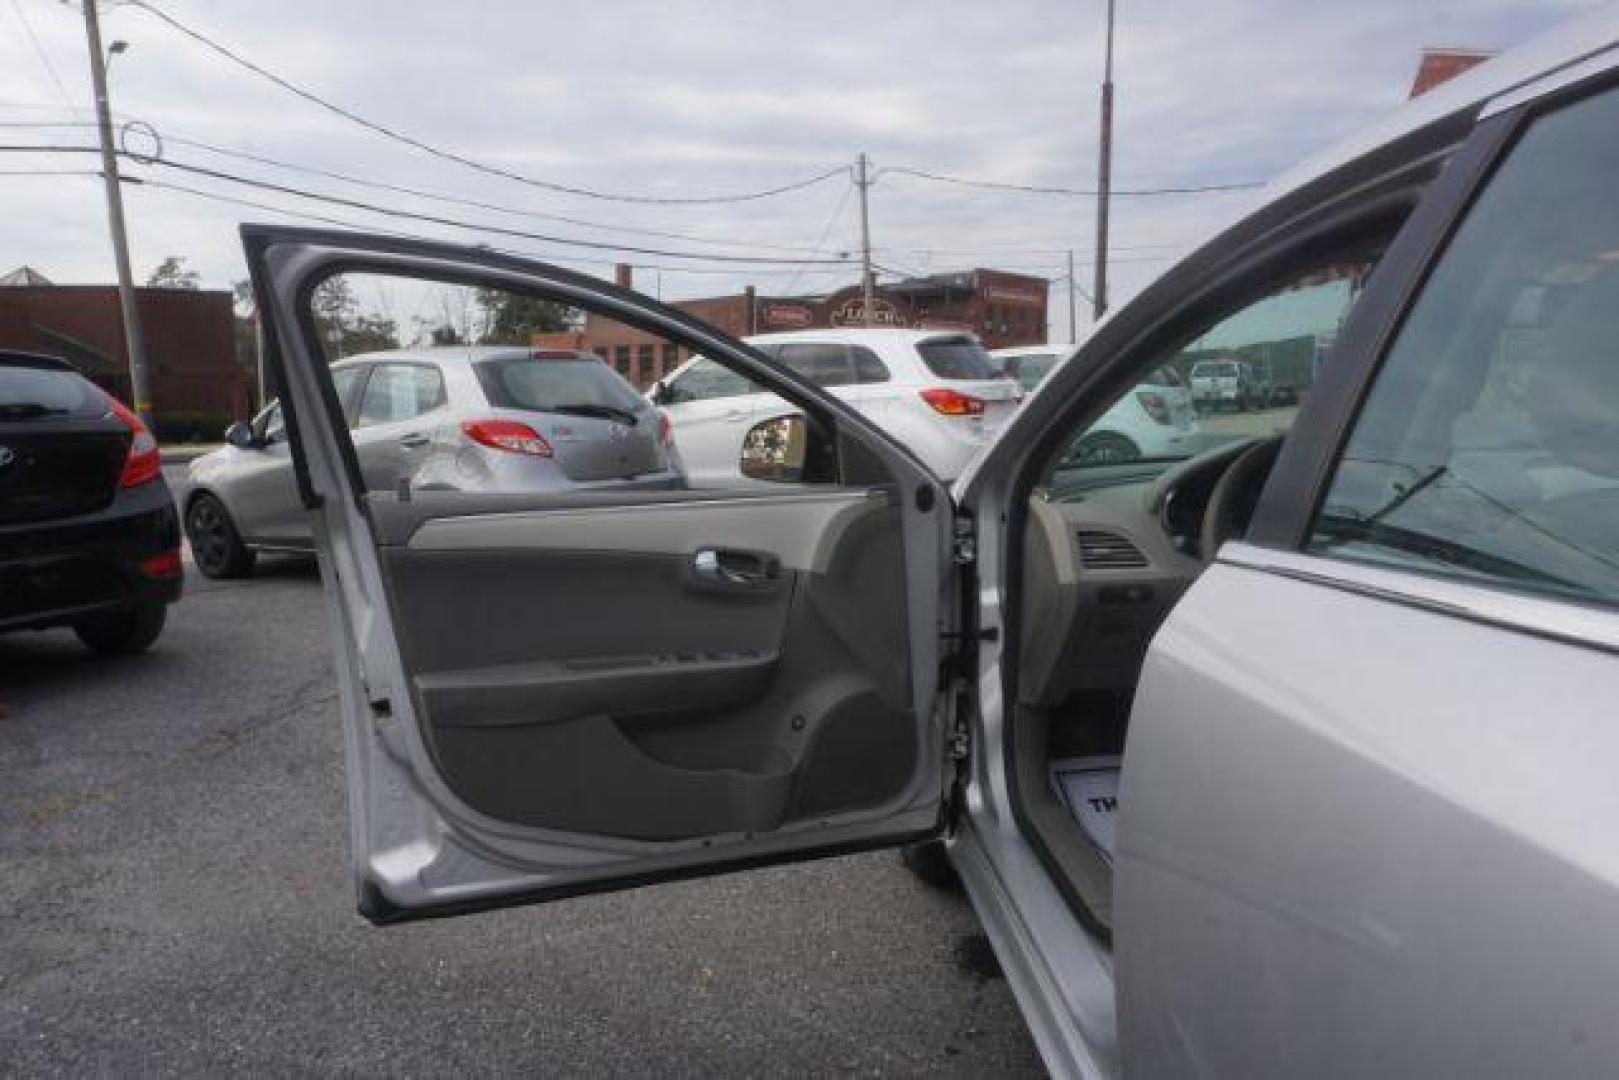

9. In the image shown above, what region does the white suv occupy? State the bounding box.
[993,344,1201,462]
[652,328,1020,482]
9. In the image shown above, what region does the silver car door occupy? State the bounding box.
[1118,78,1619,1075]
[350,362,445,493]
[243,227,955,924]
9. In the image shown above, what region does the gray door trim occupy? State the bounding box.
[1219,541,1619,657]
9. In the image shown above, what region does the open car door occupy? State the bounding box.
[243,226,956,923]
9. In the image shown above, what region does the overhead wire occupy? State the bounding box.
[125,0,851,207]
[878,164,1263,197]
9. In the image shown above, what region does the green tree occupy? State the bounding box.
[475,287,573,345]
[147,255,200,289]
[340,314,400,356]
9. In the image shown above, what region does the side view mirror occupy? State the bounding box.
[224,421,258,449]
[739,414,808,482]
[649,380,672,406]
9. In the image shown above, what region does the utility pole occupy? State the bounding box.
[82,0,152,427]
[1092,0,1116,322]
[856,152,875,327]
[1066,249,1078,341]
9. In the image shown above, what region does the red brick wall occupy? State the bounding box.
[0,285,249,419]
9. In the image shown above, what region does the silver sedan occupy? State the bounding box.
[183,346,681,578]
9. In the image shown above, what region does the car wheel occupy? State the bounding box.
[73,603,167,655]
[900,840,961,891]
[185,493,256,579]
[1075,431,1141,465]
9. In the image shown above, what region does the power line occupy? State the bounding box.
[129,174,872,279]
[8,0,81,116]
[119,155,859,265]
[878,164,1262,197]
[126,0,850,207]
[155,131,848,255]
[778,183,855,297]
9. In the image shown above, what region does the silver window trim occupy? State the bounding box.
[1480,44,1619,119]
[1218,541,1619,657]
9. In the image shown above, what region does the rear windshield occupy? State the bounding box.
[0,363,106,420]
[475,357,644,413]
[915,338,999,380]
[1143,366,1183,388]
[1194,362,1237,378]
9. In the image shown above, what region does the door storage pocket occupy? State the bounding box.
[431,714,795,841]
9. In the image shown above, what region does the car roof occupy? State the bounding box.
[991,344,1077,358]
[0,349,77,372]
[331,345,586,367]
[744,328,979,347]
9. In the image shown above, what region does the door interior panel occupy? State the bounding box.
[372,489,916,841]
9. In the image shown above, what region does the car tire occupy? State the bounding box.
[900,840,961,891]
[73,603,167,655]
[1075,431,1141,464]
[185,493,256,580]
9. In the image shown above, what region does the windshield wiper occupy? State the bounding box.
[547,403,639,425]
[0,402,69,419]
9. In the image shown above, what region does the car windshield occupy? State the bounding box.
[476,357,644,414]
[915,337,999,380]
[1001,353,1058,391]
[0,364,104,419]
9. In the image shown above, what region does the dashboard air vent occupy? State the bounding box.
[1077,529,1148,570]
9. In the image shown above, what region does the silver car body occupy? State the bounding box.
[245,9,1619,1077]
[187,346,678,550]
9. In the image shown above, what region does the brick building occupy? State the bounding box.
[0,267,250,428]
[538,265,1050,388]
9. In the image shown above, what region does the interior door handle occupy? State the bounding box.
[398,432,429,448]
[692,548,778,588]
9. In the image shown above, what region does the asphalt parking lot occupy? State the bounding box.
[0,468,1043,1076]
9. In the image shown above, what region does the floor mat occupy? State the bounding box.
[1049,755,1121,860]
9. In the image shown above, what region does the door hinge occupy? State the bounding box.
[951,514,976,565]
[948,721,971,761]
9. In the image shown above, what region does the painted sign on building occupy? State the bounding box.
[829,296,906,327]
[761,302,815,329]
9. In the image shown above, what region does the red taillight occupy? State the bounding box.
[104,396,160,487]
[657,409,673,447]
[919,388,986,417]
[138,549,183,579]
[1136,390,1172,425]
[461,419,553,457]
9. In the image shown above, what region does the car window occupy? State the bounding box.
[256,401,285,442]
[356,363,446,427]
[475,356,643,412]
[1041,256,1376,480]
[915,337,998,380]
[775,344,861,388]
[331,365,366,426]
[0,363,103,418]
[665,356,760,403]
[851,346,890,384]
[1311,85,1619,606]
[1001,353,1059,392]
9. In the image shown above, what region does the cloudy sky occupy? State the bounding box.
[0,0,1603,333]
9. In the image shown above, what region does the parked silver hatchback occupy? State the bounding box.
[184,346,679,578]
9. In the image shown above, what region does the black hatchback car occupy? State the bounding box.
[0,351,180,653]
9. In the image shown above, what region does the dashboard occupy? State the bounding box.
[1017,437,1279,705]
